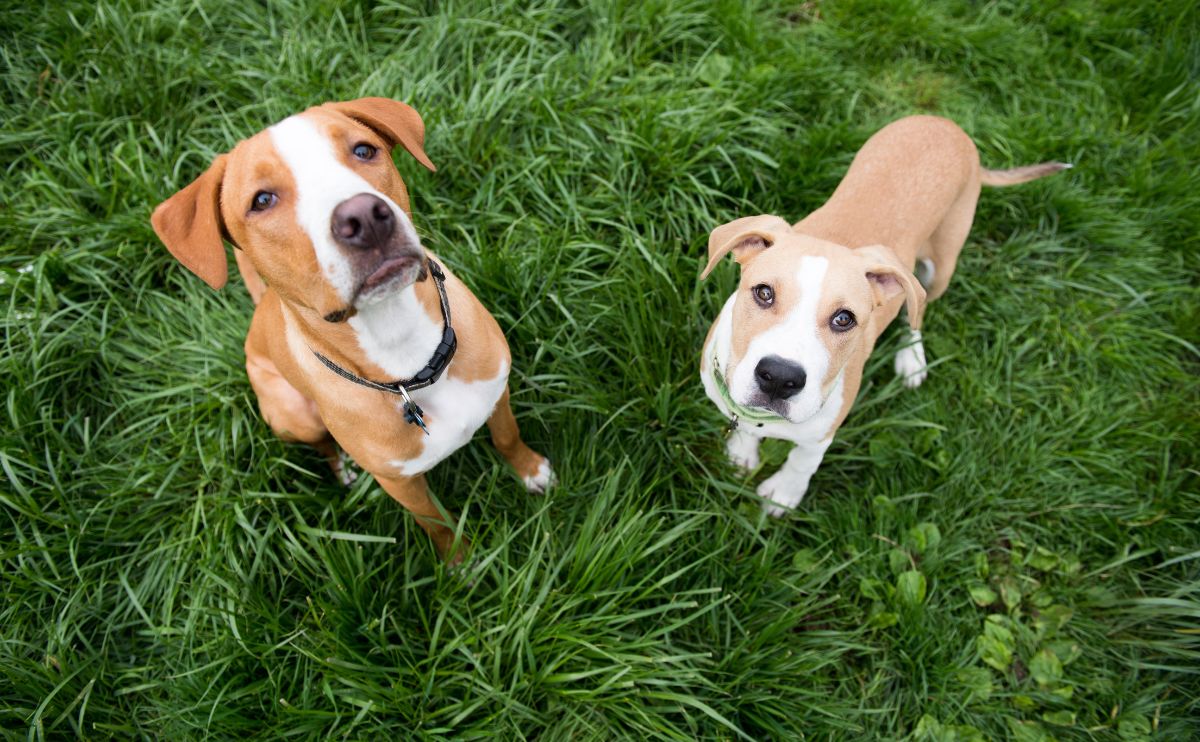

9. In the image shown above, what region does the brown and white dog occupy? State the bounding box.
[700,115,1067,515]
[152,98,553,560]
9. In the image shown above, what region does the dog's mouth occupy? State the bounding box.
[353,253,425,303]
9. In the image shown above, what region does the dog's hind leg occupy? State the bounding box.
[923,183,981,302]
[244,311,352,482]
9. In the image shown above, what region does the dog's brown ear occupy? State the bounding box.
[858,244,927,331]
[329,97,436,173]
[701,215,791,279]
[151,154,230,290]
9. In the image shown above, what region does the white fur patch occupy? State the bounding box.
[729,256,831,423]
[522,459,555,493]
[346,285,444,380]
[390,362,510,476]
[725,428,761,471]
[894,328,927,389]
[758,440,832,516]
[268,115,421,302]
[916,258,936,290]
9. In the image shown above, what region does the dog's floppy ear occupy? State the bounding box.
[329,97,437,173]
[700,215,791,279]
[151,154,230,290]
[858,244,927,330]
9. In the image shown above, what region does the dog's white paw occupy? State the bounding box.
[333,450,360,486]
[894,331,928,389]
[726,431,761,472]
[757,469,808,517]
[522,459,555,493]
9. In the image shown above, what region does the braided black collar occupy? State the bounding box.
[311,259,456,433]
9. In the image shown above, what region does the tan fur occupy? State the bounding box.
[152,99,550,562]
[702,116,1066,488]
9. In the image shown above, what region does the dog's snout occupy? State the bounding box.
[755,355,807,400]
[332,193,395,250]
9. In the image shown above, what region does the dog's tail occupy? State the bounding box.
[981,162,1072,187]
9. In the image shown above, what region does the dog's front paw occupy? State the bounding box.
[894,332,928,389]
[726,431,761,472]
[757,470,808,517]
[522,458,556,493]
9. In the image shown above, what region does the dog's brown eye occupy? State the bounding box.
[830,309,856,332]
[352,143,377,160]
[752,284,775,307]
[250,191,277,212]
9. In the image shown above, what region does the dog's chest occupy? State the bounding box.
[389,363,509,476]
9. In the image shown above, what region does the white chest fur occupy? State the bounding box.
[390,362,509,476]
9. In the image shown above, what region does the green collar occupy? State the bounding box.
[711,355,787,425]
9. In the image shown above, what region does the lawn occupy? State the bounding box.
[2,0,1198,738]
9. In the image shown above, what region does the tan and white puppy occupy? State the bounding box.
[700,116,1067,515]
[152,98,553,560]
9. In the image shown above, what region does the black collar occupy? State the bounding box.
[312,258,457,397]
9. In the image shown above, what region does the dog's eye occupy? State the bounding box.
[250,191,277,212]
[352,143,377,161]
[830,309,857,332]
[752,284,775,307]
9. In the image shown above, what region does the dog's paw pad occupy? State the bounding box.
[522,459,555,493]
[894,341,928,389]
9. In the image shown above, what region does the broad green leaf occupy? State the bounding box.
[974,552,990,580]
[978,616,1015,672]
[888,548,911,575]
[1029,648,1063,687]
[1012,694,1037,710]
[999,577,1022,610]
[955,667,993,701]
[897,570,927,607]
[1043,710,1076,726]
[792,548,819,574]
[868,611,899,629]
[977,633,1012,672]
[1006,717,1052,742]
[907,522,942,554]
[1034,605,1073,637]
[1046,640,1082,666]
[1028,546,1059,571]
[968,583,998,607]
[697,53,732,86]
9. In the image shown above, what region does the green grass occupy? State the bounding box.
[2,0,1198,738]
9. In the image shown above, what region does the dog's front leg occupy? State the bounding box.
[375,473,467,564]
[756,439,832,516]
[486,388,555,493]
[725,427,762,471]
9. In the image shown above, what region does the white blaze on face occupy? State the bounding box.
[730,255,831,423]
[268,115,420,302]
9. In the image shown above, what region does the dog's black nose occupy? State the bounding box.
[754,355,806,400]
[331,193,394,249]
